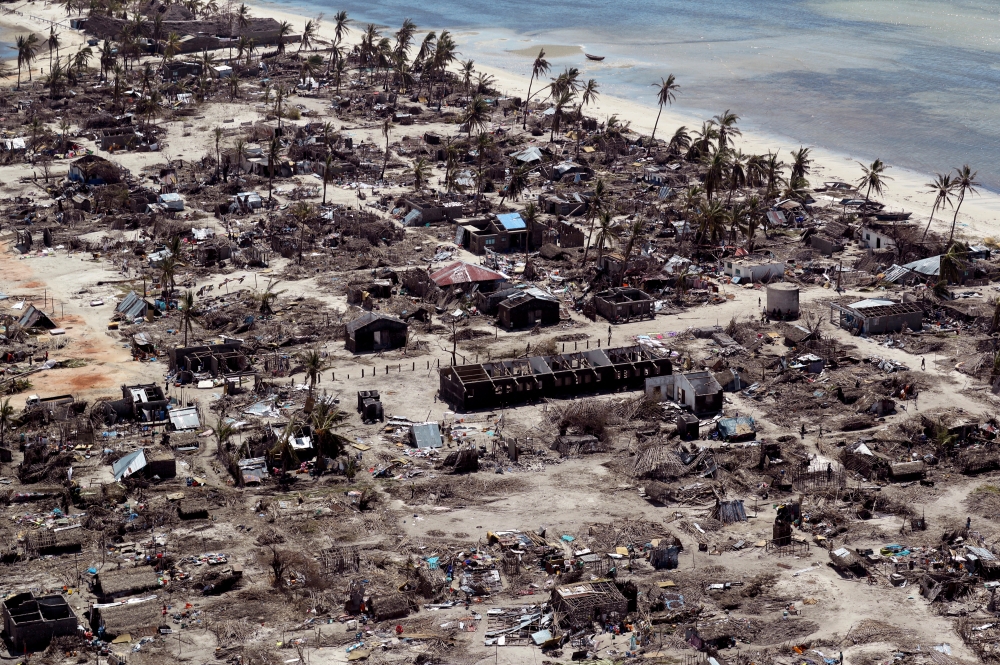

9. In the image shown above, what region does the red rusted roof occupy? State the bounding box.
[429,261,508,286]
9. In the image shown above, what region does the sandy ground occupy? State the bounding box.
[0,5,994,663]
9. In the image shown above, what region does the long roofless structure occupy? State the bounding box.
[439,345,672,411]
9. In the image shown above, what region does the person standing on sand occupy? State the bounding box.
[921,357,926,370]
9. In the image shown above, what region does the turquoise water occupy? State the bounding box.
[268,0,1000,191]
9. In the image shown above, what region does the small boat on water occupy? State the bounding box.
[585,53,605,61]
[875,211,912,221]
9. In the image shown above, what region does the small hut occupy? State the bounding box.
[367,594,410,621]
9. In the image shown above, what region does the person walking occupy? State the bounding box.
[921,357,926,370]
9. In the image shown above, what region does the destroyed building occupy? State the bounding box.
[592,288,655,323]
[645,370,724,415]
[2,592,78,653]
[439,346,671,411]
[829,299,923,335]
[168,342,251,381]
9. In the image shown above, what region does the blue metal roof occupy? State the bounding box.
[496,212,526,231]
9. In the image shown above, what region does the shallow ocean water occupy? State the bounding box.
[266,0,1000,190]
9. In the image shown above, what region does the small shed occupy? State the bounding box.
[368,594,410,621]
[158,193,185,211]
[345,313,408,353]
[889,460,925,482]
[592,288,654,323]
[95,567,160,599]
[411,422,443,449]
[497,288,561,329]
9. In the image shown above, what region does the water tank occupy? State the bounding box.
[766,283,799,318]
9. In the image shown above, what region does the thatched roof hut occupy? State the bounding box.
[96,567,160,599]
[91,597,162,637]
[178,498,209,519]
[367,594,410,621]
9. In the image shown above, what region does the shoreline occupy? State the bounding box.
[245,0,1000,242]
[3,0,1000,243]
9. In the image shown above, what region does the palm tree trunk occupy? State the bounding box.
[948,191,966,247]
[581,213,596,266]
[651,104,662,141]
[522,74,534,130]
[921,207,937,241]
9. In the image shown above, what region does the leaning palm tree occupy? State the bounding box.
[463,94,490,138]
[948,165,979,248]
[160,32,181,70]
[407,157,431,191]
[253,279,285,315]
[575,78,599,157]
[856,158,892,207]
[618,217,646,286]
[921,172,955,241]
[581,178,609,265]
[667,126,690,156]
[650,74,679,142]
[522,48,550,129]
[311,400,350,461]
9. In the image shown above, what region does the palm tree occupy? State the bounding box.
[789,147,811,186]
[550,89,574,142]
[236,3,251,33]
[703,150,727,201]
[764,151,787,200]
[298,347,327,401]
[266,135,282,202]
[650,74,679,143]
[253,279,285,315]
[311,401,349,462]
[462,94,490,138]
[298,18,317,53]
[618,218,646,286]
[576,78,599,157]
[47,27,61,74]
[211,417,235,455]
[160,32,181,70]
[522,49,550,129]
[275,21,292,55]
[594,210,615,264]
[948,165,980,248]
[856,158,892,207]
[408,157,431,191]
[327,10,350,77]
[921,172,955,241]
[16,34,38,89]
[581,179,608,265]
[713,109,740,153]
[459,58,475,97]
[696,197,728,245]
[73,46,92,73]
[667,126,690,156]
[500,161,529,204]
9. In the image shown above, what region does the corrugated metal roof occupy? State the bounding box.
[901,255,941,276]
[430,261,508,286]
[113,449,147,481]
[168,406,200,431]
[412,422,443,449]
[496,212,526,231]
